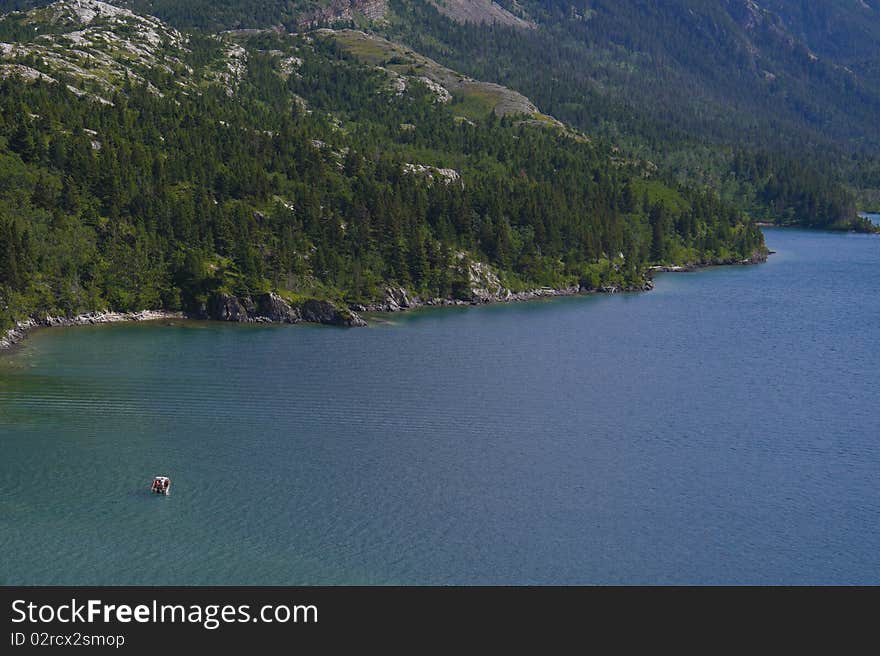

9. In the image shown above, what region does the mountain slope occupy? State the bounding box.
[758,0,880,63]
[379,0,879,219]
[0,1,767,332]
[384,0,880,149]
[3,1,878,219]
[3,1,878,149]
[431,0,534,27]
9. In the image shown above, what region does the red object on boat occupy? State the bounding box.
[151,476,171,495]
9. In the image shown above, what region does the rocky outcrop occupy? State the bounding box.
[381,287,416,311]
[353,282,625,314]
[453,284,586,304]
[431,0,535,29]
[1,0,192,100]
[350,286,421,312]
[204,292,365,327]
[301,299,367,326]
[207,293,249,322]
[294,0,388,28]
[402,163,460,185]
[0,319,37,350]
[464,258,505,302]
[255,292,302,323]
[0,293,366,350]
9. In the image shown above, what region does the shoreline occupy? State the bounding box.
[758,220,880,234]
[351,248,768,313]
[349,283,617,314]
[1,253,769,352]
[0,289,607,352]
[0,310,186,352]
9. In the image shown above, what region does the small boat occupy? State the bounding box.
[151,475,171,495]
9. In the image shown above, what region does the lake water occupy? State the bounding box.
[2,228,879,585]
[860,212,880,226]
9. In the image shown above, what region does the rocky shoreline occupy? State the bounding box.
[648,250,769,274]
[0,310,185,351]
[0,292,367,352]
[200,292,366,327]
[350,281,652,314]
[0,283,645,351]
[351,249,770,313]
[1,251,769,351]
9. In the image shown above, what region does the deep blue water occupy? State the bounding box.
[1,228,879,584]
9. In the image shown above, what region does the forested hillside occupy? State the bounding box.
[0,1,767,331]
[3,1,879,218]
[381,0,880,220]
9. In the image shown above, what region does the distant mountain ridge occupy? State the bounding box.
[7,0,865,152]
[363,0,880,212]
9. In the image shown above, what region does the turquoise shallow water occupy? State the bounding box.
[1,227,879,584]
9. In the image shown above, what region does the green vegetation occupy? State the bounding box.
[7,0,877,336]
[0,6,765,330]
[379,0,879,230]
[67,0,875,226]
[1,1,876,225]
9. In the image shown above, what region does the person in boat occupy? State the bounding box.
[151,476,171,494]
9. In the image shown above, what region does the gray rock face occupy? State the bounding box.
[384,286,415,311]
[349,286,419,312]
[301,299,366,327]
[254,292,301,323]
[207,293,249,322]
[207,291,365,327]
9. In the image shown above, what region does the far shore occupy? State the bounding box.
[757,219,880,232]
